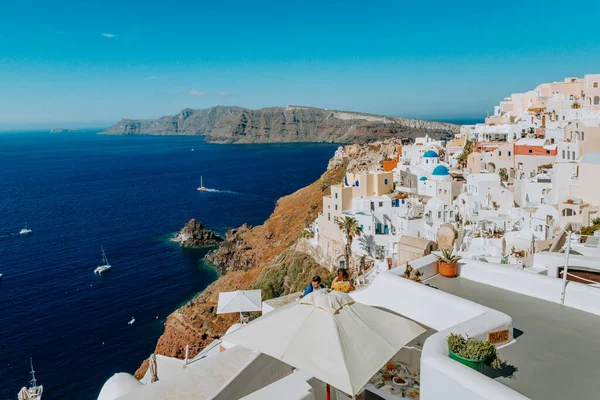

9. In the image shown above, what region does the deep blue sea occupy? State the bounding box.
[0,130,338,400]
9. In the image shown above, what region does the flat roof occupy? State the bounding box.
[427,275,600,399]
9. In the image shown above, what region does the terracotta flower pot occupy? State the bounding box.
[438,261,457,278]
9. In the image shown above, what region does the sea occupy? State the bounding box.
[0,130,339,399]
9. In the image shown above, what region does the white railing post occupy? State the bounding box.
[560,231,572,304]
[184,344,189,366]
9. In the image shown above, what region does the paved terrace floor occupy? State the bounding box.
[428,276,600,399]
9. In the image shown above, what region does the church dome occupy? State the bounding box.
[419,176,428,181]
[423,150,439,158]
[432,165,450,176]
[98,373,143,400]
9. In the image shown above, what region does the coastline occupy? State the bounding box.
[133,139,396,378]
[134,163,348,378]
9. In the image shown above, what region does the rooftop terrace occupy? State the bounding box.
[428,275,600,399]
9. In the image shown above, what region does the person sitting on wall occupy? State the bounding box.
[304,275,326,296]
[331,268,355,293]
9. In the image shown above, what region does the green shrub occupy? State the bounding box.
[447,333,503,369]
[252,250,334,300]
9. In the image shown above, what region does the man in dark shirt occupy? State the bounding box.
[304,275,325,296]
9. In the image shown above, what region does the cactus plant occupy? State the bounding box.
[434,248,462,264]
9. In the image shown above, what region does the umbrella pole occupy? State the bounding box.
[326,383,330,400]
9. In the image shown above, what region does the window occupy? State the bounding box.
[360,225,364,230]
[569,95,574,100]
[582,132,585,141]
[518,162,523,170]
[562,150,566,159]
[384,178,388,185]
[498,151,502,156]
[546,150,550,154]
[335,205,338,210]
[328,213,331,221]
[334,216,339,224]
[438,211,442,218]
[378,202,383,207]
[594,82,599,88]
[335,193,338,199]
[528,149,533,154]
[339,260,346,269]
[595,96,600,105]
[508,151,511,156]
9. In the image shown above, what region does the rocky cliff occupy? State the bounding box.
[101,105,459,144]
[171,219,223,247]
[134,140,400,378]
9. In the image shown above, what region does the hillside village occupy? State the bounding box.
[304,74,600,282]
[98,75,600,400]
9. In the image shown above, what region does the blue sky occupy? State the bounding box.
[1,0,599,128]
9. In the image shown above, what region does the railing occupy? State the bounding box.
[184,340,222,366]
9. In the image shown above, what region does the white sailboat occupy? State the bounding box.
[19,223,32,235]
[94,246,112,274]
[18,357,43,400]
[197,175,206,191]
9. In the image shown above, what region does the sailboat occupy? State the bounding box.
[18,357,43,400]
[94,246,112,274]
[19,223,32,235]
[197,176,206,191]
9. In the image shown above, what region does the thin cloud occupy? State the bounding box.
[218,91,231,97]
[143,76,159,81]
[102,33,117,38]
[187,89,207,97]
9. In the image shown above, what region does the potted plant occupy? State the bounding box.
[447,333,503,372]
[434,248,462,278]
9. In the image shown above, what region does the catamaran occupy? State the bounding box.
[197,176,206,191]
[19,223,32,235]
[94,246,112,274]
[17,357,43,400]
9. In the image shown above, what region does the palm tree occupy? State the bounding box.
[337,216,363,273]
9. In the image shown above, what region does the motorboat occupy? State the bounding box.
[128,317,135,325]
[19,223,32,235]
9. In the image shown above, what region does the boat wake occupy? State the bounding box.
[201,188,239,194]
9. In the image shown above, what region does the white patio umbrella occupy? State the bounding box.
[223,289,426,397]
[216,290,262,322]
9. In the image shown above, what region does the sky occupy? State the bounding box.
[1,0,599,128]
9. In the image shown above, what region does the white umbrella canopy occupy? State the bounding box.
[216,290,262,314]
[223,289,426,395]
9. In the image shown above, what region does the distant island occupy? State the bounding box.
[100,105,460,144]
[50,128,80,133]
